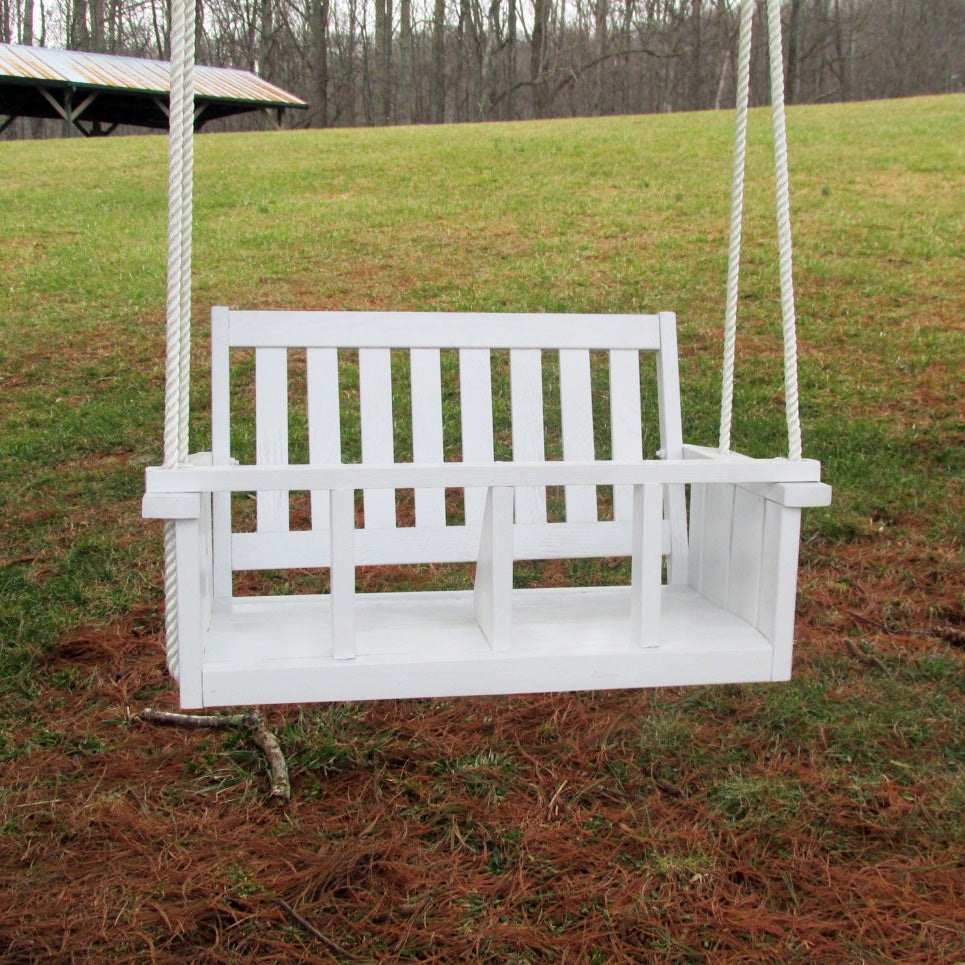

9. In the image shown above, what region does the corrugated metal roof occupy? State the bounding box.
[0,42,306,107]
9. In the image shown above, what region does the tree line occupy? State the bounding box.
[2,0,962,136]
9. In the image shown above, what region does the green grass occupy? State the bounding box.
[2,96,960,646]
[0,95,962,959]
[1,95,961,653]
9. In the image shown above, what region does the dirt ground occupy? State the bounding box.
[1,531,962,963]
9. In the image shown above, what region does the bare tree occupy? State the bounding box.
[431,0,446,121]
[374,0,392,121]
[5,0,962,141]
[504,0,517,117]
[530,0,551,116]
[69,0,88,48]
[20,0,32,43]
[343,0,360,124]
[311,0,330,124]
[480,0,502,118]
[397,0,413,121]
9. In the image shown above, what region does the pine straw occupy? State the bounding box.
[1,533,962,963]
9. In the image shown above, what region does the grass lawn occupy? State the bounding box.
[0,95,962,961]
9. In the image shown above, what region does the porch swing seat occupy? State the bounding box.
[148,0,829,710]
[143,307,830,709]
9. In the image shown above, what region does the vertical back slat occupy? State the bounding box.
[656,312,689,583]
[211,307,232,597]
[609,349,643,522]
[510,348,546,524]
[459,348,495,525]
[307,347,341,531]
[255,347,290,532]
[211,308,232,464]
[559,349,598,522]
[410,348,446,527]
[359,348,396,529]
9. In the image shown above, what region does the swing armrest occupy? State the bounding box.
[144,456,823,495]
[142,452,213,520]
[682,445,831,507]
[142,491,202,520]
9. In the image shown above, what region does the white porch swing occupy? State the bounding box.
[143,0,831,709]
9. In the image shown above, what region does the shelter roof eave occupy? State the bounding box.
[0,42,307,134]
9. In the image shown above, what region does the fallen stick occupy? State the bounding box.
[276,899,362,961]
[930,625,965,648]
[138,707,291,802]
[848,611,965,648]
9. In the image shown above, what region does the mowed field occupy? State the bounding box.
[0,95,962,961]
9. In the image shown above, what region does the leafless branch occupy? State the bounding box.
[277,899,363,961]
[138,707,291,802]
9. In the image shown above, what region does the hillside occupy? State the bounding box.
[0,95,962,961]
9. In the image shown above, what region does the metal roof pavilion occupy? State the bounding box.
[0,43,307,137]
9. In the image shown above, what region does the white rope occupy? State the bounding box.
[162,0,196,671]
[177,0,195,466]
[163,529,179,675]
[164,0,185,471]
[766,0,802,461]
[719,0,754,454]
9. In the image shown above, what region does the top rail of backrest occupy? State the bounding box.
[217,308,667,351]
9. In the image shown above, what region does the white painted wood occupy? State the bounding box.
[147,455,824,495]
[609,349,643,522]
[510,349,547,524]
[728,486,765,626]
[655,313,689,584]
[228,310,663,351]
[307,347,341,530]
[147,307,831,707]
[559,349,598,523]
[410,348,447,527]
[210,486,232,599]
[459,348,495,525]
[682,445,832,507]
[142,491,201,519]
[255,347,290,532]
[744,480,832,508]
[173,495,213,709]
[697,483,735,609]
[329,487,356,660]
[211,308,233,598]
[630,483,663,647]
[663,485,689,586]
[195,586,775,707]
[759,501,803,679]
[473,486,514,651]
[687,483,707,592]
[211,307,232,463]
[655,314,684,459]
[230,518,663,570]
[173,517,202,706]
[358,348,396,529]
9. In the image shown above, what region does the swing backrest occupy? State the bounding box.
[208,308,687,591]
